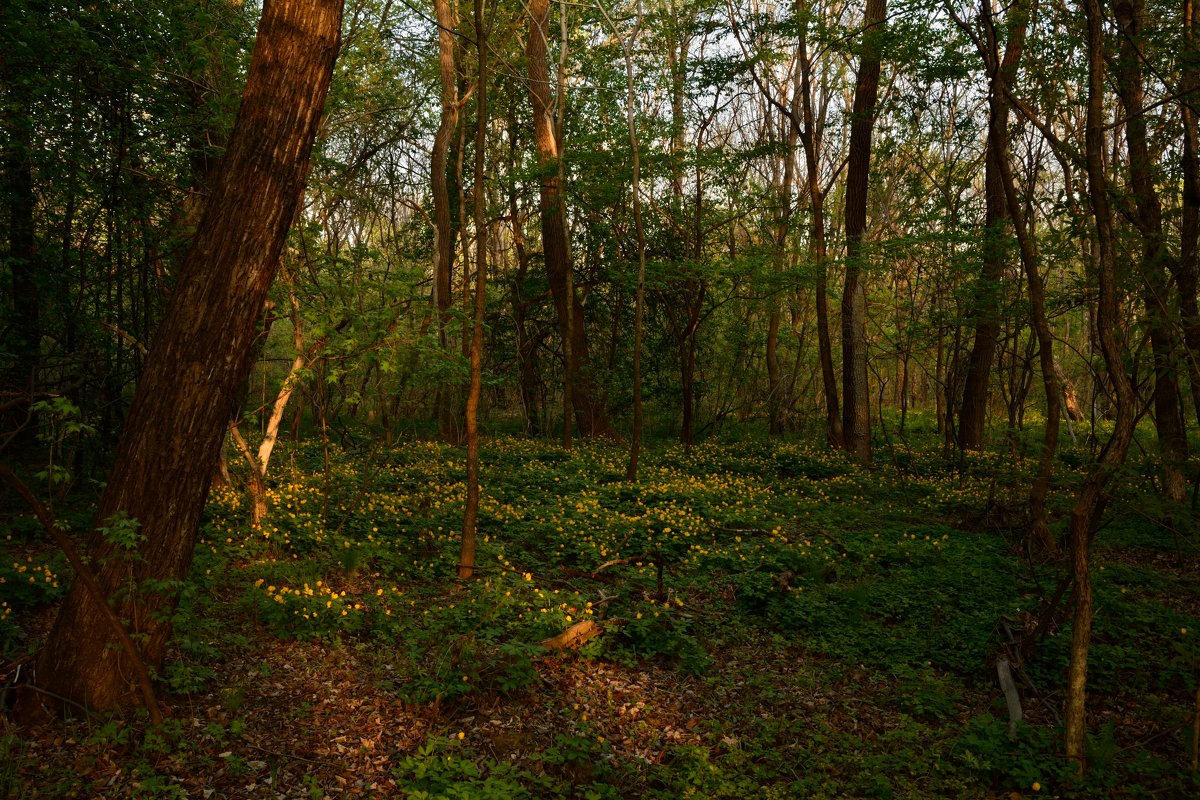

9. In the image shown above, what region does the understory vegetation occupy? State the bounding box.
[3,427,1198,798]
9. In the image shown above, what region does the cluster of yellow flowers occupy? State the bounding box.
[252,577,383,623]
[3,557,60,591]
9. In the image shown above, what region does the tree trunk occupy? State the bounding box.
[840,0,886,463]
[798,23,842,447]
[595,3,647,479]
[1113,0,1189,506]
[1177,0,1200,426]
[958,0,1031,451]
[29,0,341,715]
[525,0,612,438]
[432,0,460,442]
[460,0,487,581]
[229,423,269,526]
[2,71,40,415]
[767,57,800,436]
[1066,0,1139,770]
[507,106,541,438]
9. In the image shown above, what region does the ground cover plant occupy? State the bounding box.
[2,431,1197,798]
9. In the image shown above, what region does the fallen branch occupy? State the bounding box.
[0,464,164,726]
[591,552,655,577]
[996,657,1023,737]
[538,619,603,650]
[559,565,616,583]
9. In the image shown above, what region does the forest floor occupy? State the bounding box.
[2,432,1199,798]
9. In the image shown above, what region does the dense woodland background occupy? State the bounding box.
[2,0,1196,462]
[2,0,1200,796]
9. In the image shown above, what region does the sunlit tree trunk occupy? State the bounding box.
[840,0,886,463]
[29,0,341,715]
[459,0,487,580]
[432,0,460,442]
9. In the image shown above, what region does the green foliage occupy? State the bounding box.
[8,436,1198,795]
[393,739,533,800]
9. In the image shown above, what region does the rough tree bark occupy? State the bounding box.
[840,0,886,463]
[28,0,342,715]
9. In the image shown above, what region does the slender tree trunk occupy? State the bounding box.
[840,0,886,463]
[2,69,39,412]
[229,423,269,525]
[29,0,341,715]
[507,106,540,437]
[525,0,612,438]
[257,284,307,475]
[768,58,800,436]
[1177,0,1200,426]
[1066,0,1139,770]
[798,23,842,447]
[594,3,647,479]
[432,0,460,442]
[959,0,1031,451]
[1113,0,1189,506]
[994,97,1060,557]
[459,0,487,581]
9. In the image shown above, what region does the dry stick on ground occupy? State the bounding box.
[590,552,655,577]
[0,464,163,725]
[539,619,603,650]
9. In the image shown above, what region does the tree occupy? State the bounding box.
[459,0,487,580]
[798,1,843,448]
[957,0,1031,451]
[1065,0,1138,769]
[26,0,342,715]
[1112,0,1189,507]
[525,0,613,439]
[840,0,886,463]
[593,0,647,479]
[432,0,463,442]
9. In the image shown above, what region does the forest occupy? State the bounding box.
[1,0,1198,796]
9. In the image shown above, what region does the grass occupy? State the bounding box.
[1,432,1198,798]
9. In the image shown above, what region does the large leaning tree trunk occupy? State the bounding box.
[28,0,342,716]
[840,0,886,463]
[525,0,613,438]
[957,0,1031,451]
